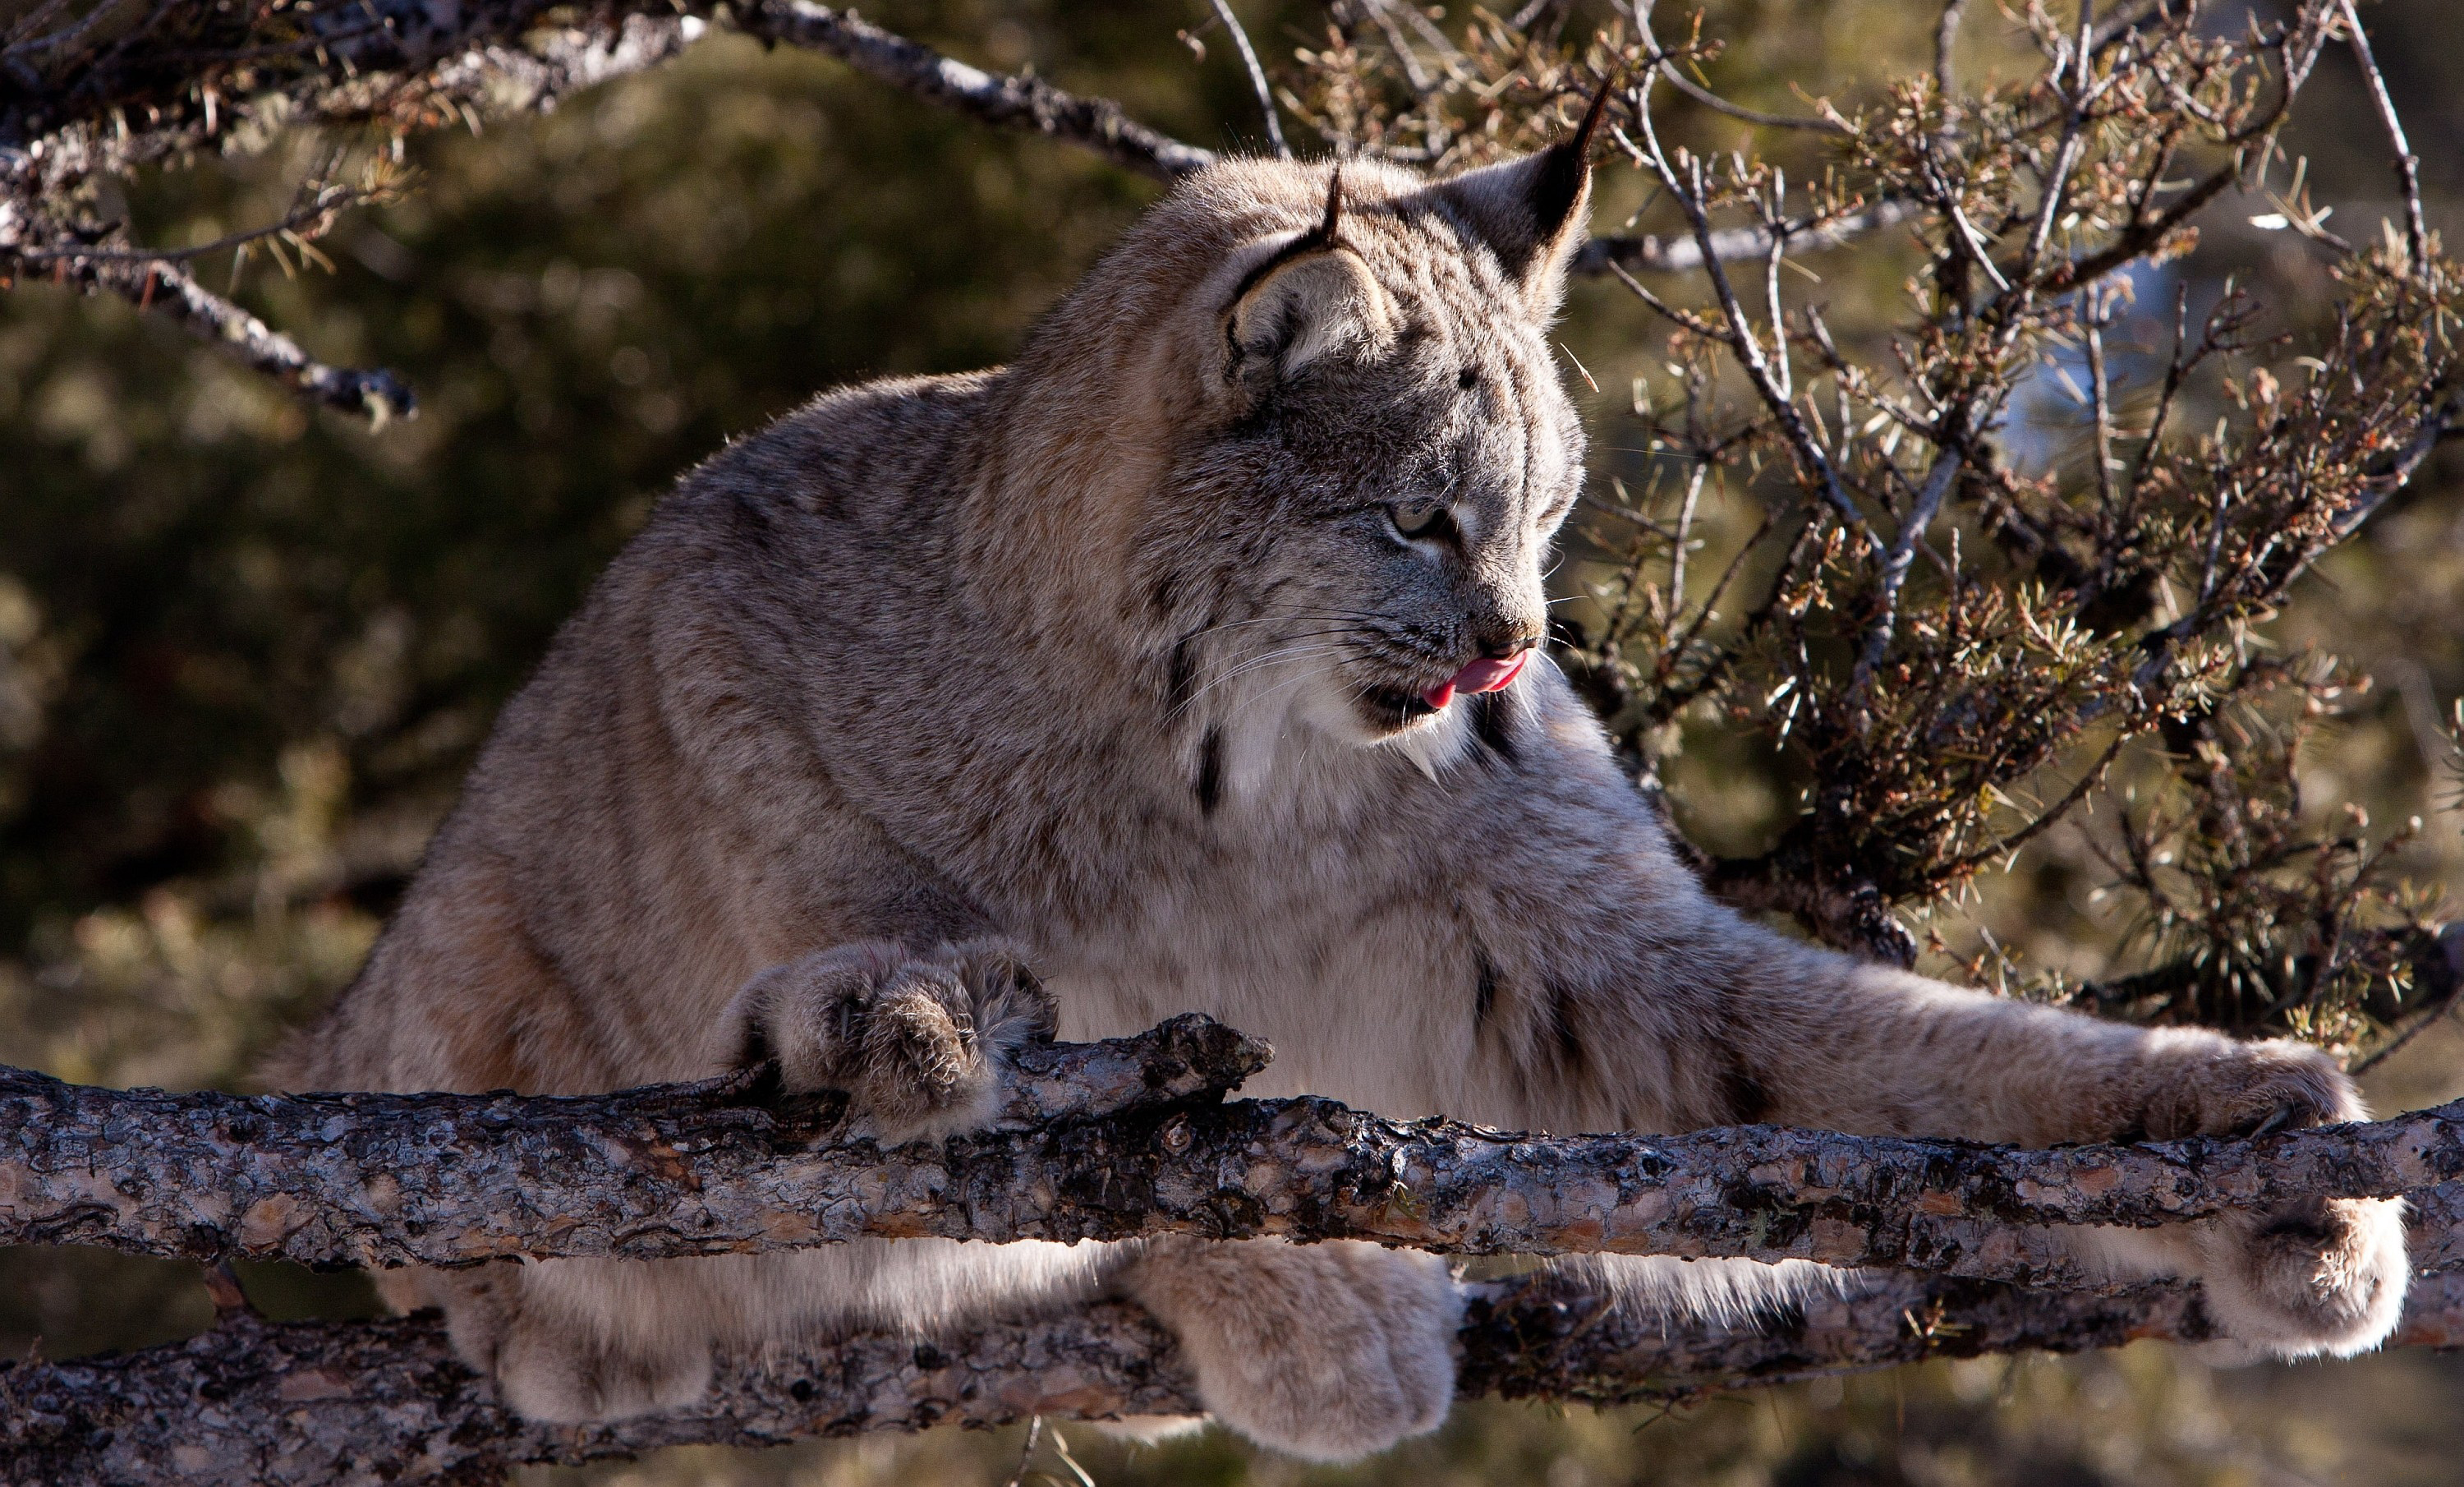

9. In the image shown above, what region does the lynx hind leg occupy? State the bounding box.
[1122,1237,1460,1463]
[724,938,1057,1142]
[414,1260,716,1424]
[2080,1033,2408,1359]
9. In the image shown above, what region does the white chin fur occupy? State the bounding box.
[1377,702,1473,780]
[1196,656,1483,810]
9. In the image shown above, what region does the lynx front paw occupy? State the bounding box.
[1124,1238,1460,1463]
[2131,1034,2407,1358]
[2130,1034,2360,1144]
[724,939,1056,1142]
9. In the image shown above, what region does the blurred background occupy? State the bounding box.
[4,1,2463,1482]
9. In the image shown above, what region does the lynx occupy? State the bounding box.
[272,104,2407,1462]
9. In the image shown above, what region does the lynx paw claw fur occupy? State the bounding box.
[725,939,1055,1142]
[2131,1037,2356,1145]
[1125,1238,1460,1462]
[2131,1036,2407,1358]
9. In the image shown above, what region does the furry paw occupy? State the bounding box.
[1124,1238,1460,1462]
[492,1312,715,1423]
[724,938,1056,1142]
[2190,1194,2408,1360]
[419,1262,715,1424]
[2130,1034,2360,1143]
[2126,1034,2407,1358]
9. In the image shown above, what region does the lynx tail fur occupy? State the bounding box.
[271,124,2406,1461]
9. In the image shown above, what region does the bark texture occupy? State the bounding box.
[3,1022,2458,1289]
[7,1270,2462,1487]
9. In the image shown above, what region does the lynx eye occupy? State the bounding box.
[1388,498,1450,541]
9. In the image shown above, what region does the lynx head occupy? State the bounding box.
[1010,96,1608,793]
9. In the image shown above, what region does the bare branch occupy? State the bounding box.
[1630,21,1849,136]
[7,1021,2462,1287]
[0,238,415,422]
[729,1,1217,182]
[2333,0,2427,272]
[1850,447,1965,691]
[1207,0,1289,159]
[8,1269,2464,1486]
[1621,52,1880,556]
[1,0,1214,418]
[1933,0,1970,100]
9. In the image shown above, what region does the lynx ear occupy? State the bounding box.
[1225,169,1395,386]
[1438,77,1615,308]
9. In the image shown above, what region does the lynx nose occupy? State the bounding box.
[1473,628,1542,661]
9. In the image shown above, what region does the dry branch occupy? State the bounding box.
[30,246,416,420]
[1572,198,1920,279]
[6,1018,2462,1291]
[7,1268,2462,1487]
[2,0,1219,421]
[725,2,1216,182]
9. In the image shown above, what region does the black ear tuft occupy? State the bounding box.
[1530,74,1617,246]
[1435,72,1618,302]
[1227,164,1349,309]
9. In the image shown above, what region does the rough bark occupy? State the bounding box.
[4,1020,2460,1291]
[5,1268,2461,1487]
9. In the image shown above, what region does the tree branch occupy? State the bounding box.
[1571,198,1919,279]
[2,0,1215,421]
[2332,0,2428,274]
[7,1020,2462,1291]
[0,237,417,421]
[7,1268,2463,1487]
[725,1,1216,182]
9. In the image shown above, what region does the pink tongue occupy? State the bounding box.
[1421,651,1527,710]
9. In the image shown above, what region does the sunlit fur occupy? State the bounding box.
[270,153,2407,1462]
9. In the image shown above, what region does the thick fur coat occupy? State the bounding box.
[273,138,2407,1461]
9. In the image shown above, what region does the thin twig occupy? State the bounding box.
[11,182,375,265]
[2333,0,2428,274]
[1933,0,1970,100]
[1207,0,1289,159]
[1622,35,1879,556]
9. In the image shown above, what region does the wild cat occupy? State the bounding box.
[269,97,2407,1462]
